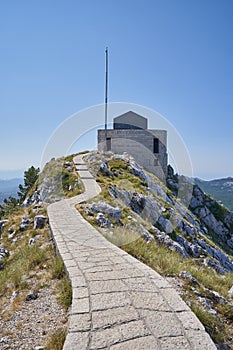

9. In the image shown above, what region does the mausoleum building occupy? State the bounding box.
[98,111,168,180]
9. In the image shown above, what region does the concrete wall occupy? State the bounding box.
[113,111,148,130]
[98,129,168,180]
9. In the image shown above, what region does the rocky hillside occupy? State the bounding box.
[195,177,233,212]
[0,155,83,350]
[1,151,233,349]
[78,151,233,350]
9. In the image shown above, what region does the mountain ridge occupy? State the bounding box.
[195,177,233,211]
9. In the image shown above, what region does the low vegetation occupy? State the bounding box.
[38,154,84,202]
[0,154,80,349]
[45,328,67,350]
[80,153,233,349]
[101,225,233,347]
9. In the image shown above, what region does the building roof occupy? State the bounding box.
[113,111,148,130]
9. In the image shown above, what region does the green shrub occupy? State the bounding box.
[209,201,228,222]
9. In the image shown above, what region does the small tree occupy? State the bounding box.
[18,166,40,203]
[0,196,19,218]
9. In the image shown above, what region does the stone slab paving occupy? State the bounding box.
[47,154,217,350]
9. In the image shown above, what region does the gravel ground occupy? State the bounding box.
[0,284,67,350]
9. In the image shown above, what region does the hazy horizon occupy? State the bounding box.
[1,1,232,180]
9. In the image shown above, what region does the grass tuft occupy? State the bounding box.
[51,257,65,279]
[191,302,225,344]
[45,327,67,350]
[57,276,72,310]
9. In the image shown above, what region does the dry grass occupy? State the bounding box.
[45,327,67,350]
[57,276,72,310]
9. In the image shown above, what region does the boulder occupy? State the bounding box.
[0,246,8,258]
[33,215,46,229]
[25,290,38,301]
[99,160,109,173]
[96,213,113,228]
[19,216,30,231]
[157,215,173,234]
[141,197,159,224]
[91,202,122,224]
[129,193,146,214]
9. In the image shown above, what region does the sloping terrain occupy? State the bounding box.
[1,151,233,349]
[0,155,83,350]
[78,151,233,349]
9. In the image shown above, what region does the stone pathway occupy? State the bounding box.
[47,154,217,350]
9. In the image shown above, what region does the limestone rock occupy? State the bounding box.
[23,190,41,207]
[34,215,47,229]
[228,285,233,296]
[84,151,233,274]
[129,193,146,214]
[91,201,121,224]
[0,245,9,269]
[179,271,199,286]
[64,161,72,167]
[197,239,233,272]
[29,238,35,246]
[96,213,114,228]
[25,290,38,301]
[204,258,227,274]
[195,206,228,241]
[0,245,8,258]
[20,216,30,231]
[0,220,9,234]
[151,228,189,258]
[8,229,16,239]
[224,212,233,230]
[167,178,179,191]
[157,215,173,234]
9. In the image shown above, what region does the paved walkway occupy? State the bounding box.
[47,154,217,350]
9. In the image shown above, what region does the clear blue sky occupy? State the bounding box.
[1,0,232,179]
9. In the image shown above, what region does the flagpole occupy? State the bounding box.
[105,47,108,140]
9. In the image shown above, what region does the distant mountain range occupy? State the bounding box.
[1,175,232,212]
[195,177,233,211]
[0,178,22,203]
